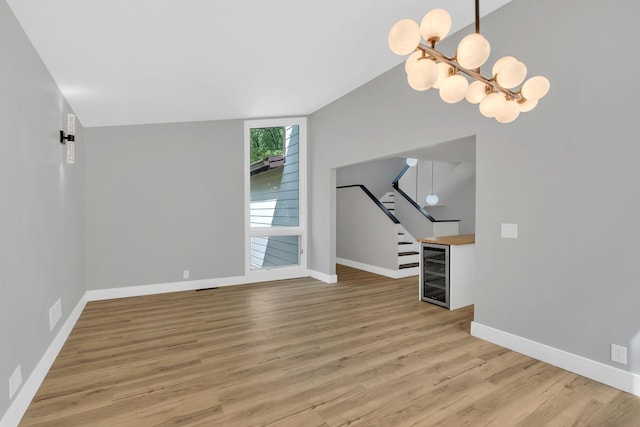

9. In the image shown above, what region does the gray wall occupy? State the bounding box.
[393,192,459,239]
[310,0,640,374]
[424,162,476,234]
[426,175,475,234]
[336,186,397,269]
[1,0,85,418]
[400,160,476,233]
[84,120,244,290]
[336,157,406,199]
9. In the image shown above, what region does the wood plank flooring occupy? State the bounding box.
[20,265,640,426]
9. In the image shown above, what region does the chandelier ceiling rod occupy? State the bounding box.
[431,161,434,195]
[475,0,480,34]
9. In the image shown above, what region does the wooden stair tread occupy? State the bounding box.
[398,251,419,256]
[399,262,420,269]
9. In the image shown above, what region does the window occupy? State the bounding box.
[244,118,306,276]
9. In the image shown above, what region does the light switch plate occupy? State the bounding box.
[611,344,628,365]
[501,223,518,239]
[49,298,62,331]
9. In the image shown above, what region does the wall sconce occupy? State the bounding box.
[59,114,75,164]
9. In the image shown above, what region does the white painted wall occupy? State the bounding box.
[336,157,406,199]
[425,162,476,234]
[399,163,418,200]
[400,160,476,233]
[336,186,397,271]
[394,192,459,239]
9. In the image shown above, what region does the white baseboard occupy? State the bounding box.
[391,267,420,278]
[86,268,322,302]
[471,321,640,397]
[309,269,338,284]
[336,258,419,279]
[0,294,88,427]
[85,275,247,301]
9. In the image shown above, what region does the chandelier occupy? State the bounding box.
[388,0,549,123]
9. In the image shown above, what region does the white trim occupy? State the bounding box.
[471,321,640,397]
[85,270,317,302]
[309,269,338,284]
[336,258,419,279]
[85,276,247,301]
[1,294,87,427]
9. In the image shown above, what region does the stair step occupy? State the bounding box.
[397,232,405,235]
[398,251,419,256]
[398,242,414,245]
[399,262,420,269]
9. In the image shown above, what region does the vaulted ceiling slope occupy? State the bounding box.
[7,0,511,127]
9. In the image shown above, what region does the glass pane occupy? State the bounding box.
[251,235,300,269]
[423,285,447,303]
[423,247,446,262]
[250,125,299,228]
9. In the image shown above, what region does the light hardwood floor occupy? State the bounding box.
[20,265,640,426]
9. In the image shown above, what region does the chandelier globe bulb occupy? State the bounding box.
[420,9,452,42]
[456,33,491,69]
[388,19,421,55]
[439,74,469,103]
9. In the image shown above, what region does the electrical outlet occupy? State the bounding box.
[611,344,628,365]
[9,365,22,400]
[49,298,62,331]
[183,270,190,279]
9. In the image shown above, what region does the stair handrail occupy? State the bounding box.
[391,165,459,223]
[392,164,411,186]
[337,185,400,224]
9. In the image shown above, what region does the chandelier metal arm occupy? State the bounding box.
[419,43,523,101]
[387,2,549,121]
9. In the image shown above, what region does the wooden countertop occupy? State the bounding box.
[416,234,475,246]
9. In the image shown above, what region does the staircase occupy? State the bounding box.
[380,191,395,214]
[397,226,419,270]
[380,192,420,275]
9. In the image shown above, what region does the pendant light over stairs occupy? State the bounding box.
[426,160,439,206]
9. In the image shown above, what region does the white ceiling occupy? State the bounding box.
[7,0,511,128]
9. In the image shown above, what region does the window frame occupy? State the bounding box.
[244,117,307,279]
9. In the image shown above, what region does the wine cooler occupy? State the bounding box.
[420,243,450,308]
